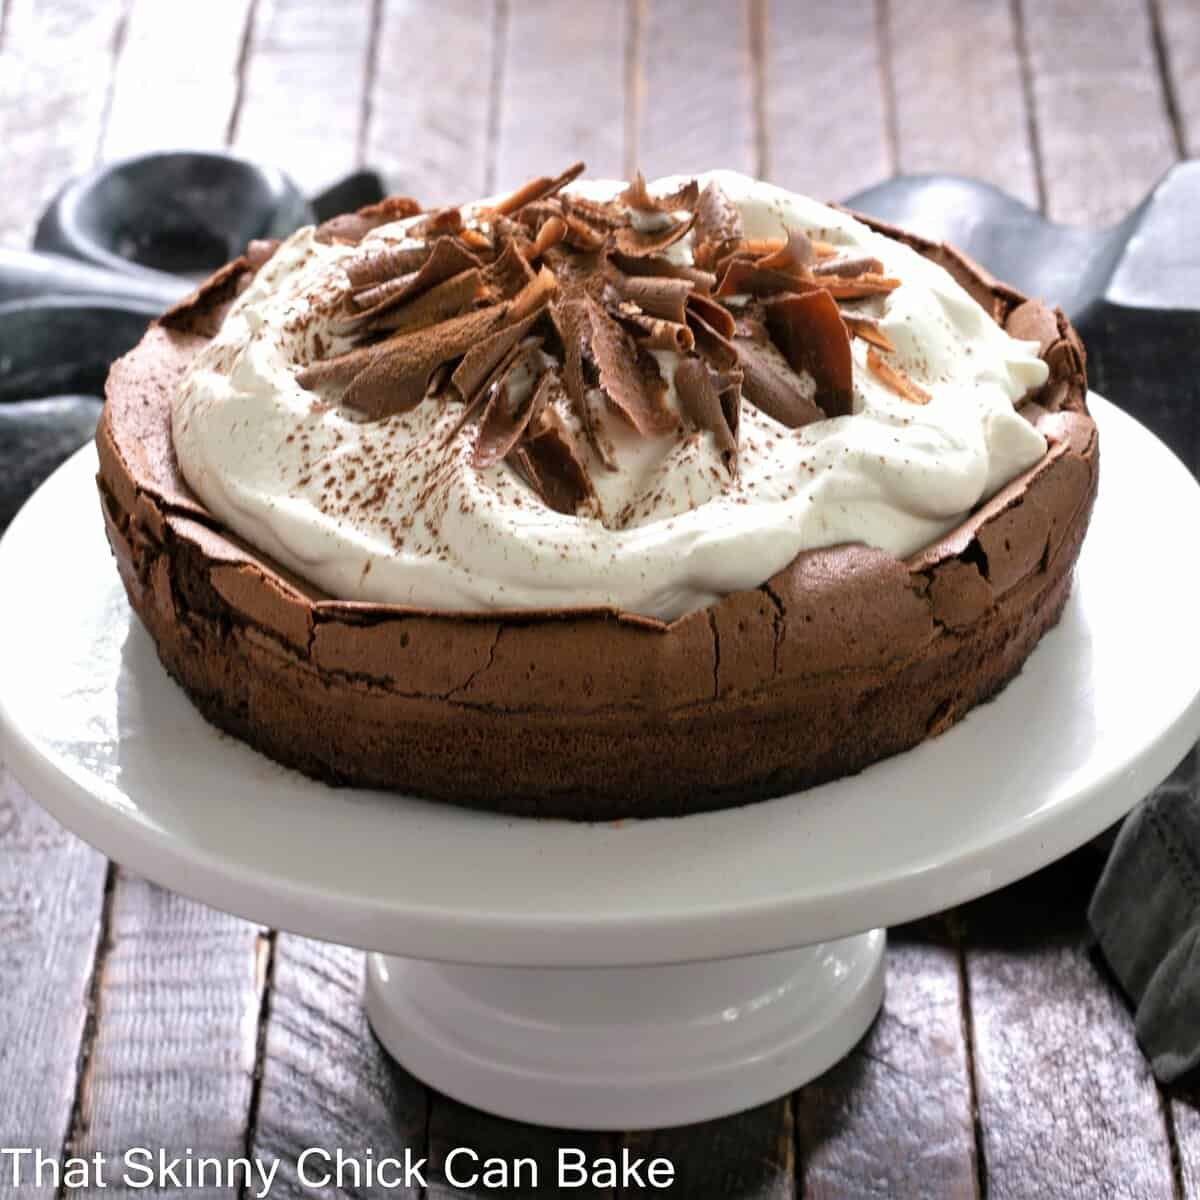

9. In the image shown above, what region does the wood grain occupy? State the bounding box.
[763,0,891,202]
[366,0,499,206]
[248,937,428,1200]
[233,0,374,194]
[636,0,757,178]
[964,852,1176,1199]
[1155,0,1200,157]
[66,876,263,1198]
[795,929,978,1199]
[0,0,128,246]
[494,0,628,186]
[0,769,107,1200]
[1018,0,1177,225]
[622,1101,793,1199]
[101,0,253,160]
[887,0,1039,207]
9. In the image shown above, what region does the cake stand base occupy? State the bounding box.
[364,930,886,1130]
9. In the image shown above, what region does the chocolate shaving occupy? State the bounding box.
[757,228,815,273]
[865,347,932,405]
[473,342,549,467]
[366,268,486,335]
[351,237,481,323]
[815,273,901,300]
[314,195,422,245]
[585,297,677,436]
[561,194,627,231]
[485,236,538,300]
[525,215,567,260]
[620,311,695,353]
[346,243,431,290]
[407,207,464,238]
[492,162,585,217]
[510,404,595,514]
[734,320,827,429]
[674,358,740,470]
[451,309,544,404]
[687,293,736,339]
[612,212,696,258]
[686,309,740,371]
[611,251,717,292]
[608,270,694,324]
[841,311,896,352]
[764,291,853,417]
[715,258,813,299]
[618,172,701,213]
[693,182,745,270]
[315,305,508,417]
[813,254,885,279]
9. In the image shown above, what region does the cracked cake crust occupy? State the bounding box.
[96,207,1098,820]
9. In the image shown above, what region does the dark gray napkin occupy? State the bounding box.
[1090,775,1200,1082]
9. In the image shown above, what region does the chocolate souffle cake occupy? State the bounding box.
[97,164,1097,819]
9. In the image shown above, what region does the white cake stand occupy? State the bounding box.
[3,396,1199,1131]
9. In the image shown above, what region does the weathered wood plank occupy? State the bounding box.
[1156,0,1200,157]
[101,0,253,160]
[0,768,108,1199]
[965,851,1176,1199]
[887,0,1038,207]
[233,0,374,194]
[637,0,757,178]
[1020,0,1177,225]
[366,0,498,206]
[795,928,977,1199]
[495,0,627,186]
[0,0,128,246]
[763,0,891,202]
[427,1100,615,1200]
[622,1101,793,1199]
[65,876,263,1198]
[248,937,428,1199]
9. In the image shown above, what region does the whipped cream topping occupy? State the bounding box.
[171,171,1049,622]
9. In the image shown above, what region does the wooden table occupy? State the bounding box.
[2,1,1199,1195]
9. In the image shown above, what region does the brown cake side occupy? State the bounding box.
[96,210,1097,820]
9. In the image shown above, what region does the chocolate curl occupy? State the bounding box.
[314,195,423,245]
[407,207,464,238]
[865,347,932,405]
[485,236,538,300]
[734,321,827,429]
[451,309,544,403]
[561,194,627,231]
[608,271,694,324]
[841,311,896,352]
[686,293,736,339]
[693,182,745,270]
[674,358,740,472]
[524,215,567,260]
[351,237,481,322]
[814,253,886,279]
[621,312,695,353]
[612,252,717,292]
[510,405,595,515]
[509,266,559,322]
[321,305,508,417]
[612,212,696,258]
[585,297,678,437]
[492,162,586,217]
[618,173,700,213]
[362,268,485,335]
[764,290,854,418]
[560,211,608,251]
[686,309,740,372]
[815,274,901,300]
[346,243,431,291]
[715,258,814,299]
[473,342,549,468]
[757,227,815,272]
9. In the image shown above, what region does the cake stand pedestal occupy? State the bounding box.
[3,396,1199,1131]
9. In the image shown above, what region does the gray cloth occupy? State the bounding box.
[1090,789,1200,1082]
